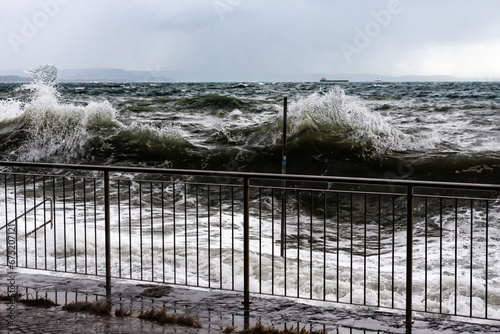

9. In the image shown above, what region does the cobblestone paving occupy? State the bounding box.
[1,271,500,333]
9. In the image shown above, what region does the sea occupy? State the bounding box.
[0,66,499,183]
[1,66,500,325]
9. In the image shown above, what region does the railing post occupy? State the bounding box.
[281,97,287,257]
[406,185,414,333]
[104,170,111,299]
[243,176,250,309]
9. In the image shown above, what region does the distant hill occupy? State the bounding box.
[0,68,174,83]
[0,75,31,82]
[57,68,174,82]
[1,68,497,83]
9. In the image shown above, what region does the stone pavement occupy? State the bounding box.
[1,271,500,333]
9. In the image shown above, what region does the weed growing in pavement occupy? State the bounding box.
[241,322,327,334]
[19,296,59,308]
[115,306,133,317]
[62,300,111,316]
[138,308,202,328]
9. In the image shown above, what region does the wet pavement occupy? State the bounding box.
[1,270,500,333]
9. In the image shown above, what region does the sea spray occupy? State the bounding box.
[14,66,122,162]
[286,88,437,158]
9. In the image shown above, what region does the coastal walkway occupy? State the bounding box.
[1,271,500,333]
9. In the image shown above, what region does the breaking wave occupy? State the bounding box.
[0,65,191,165]
[286,88,437,158]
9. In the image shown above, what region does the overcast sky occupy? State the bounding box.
[1,0,499,81]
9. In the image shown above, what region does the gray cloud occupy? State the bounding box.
[1,0,499,81]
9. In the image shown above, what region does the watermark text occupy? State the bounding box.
[340,0,403,63]
[7,0,73,53]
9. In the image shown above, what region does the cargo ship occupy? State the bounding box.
[320,77,348,82]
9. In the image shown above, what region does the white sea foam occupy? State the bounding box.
[287,88,438,157]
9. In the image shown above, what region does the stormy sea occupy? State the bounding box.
[0,66,499,184]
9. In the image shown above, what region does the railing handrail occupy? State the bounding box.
[1,160,499,192]
[0,197,53,233]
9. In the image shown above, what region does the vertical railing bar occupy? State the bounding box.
[406,185,414,333]
[139,181,143,281]
[454,198,458,315]
[43,176,47,270]
[150,181,154,282]
[377,194,381,307]
[284,188,287,296]
[161,182,165,283]
[128,180,132,279]
[207,185,210,288]
[296,190,300,298]
[271,188,275,295]
[350,192,353,305]
[63,177,67,272]
[172,180,177,282]
[93,178,97,275]
[33,176,37,269]
[117,180,122,278]
[104,170,111,299]
[470,199,473,318]
[196,184,200,287]
[73,177,77,273]
[363,193,367,306]
[219,185,223,290]
[259,187,262,294]
[310,190,313,300]
[185,183,188,286]
[337,192,340,303]
[441,198,444,313]
[485,200,489,319]
[392,195,395,308]
[243,176,250,309]
[231,186,235,291]
[84,178,88,275]
[424,196,428,312]
[323,191,326,301]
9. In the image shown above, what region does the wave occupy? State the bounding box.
[285,88,438,158]
[0,65,198,165]
[178,94,246,110]
[0,68,498,183]
[0,65,121,163]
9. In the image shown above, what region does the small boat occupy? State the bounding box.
[320,77,348,83]
[375,77,381,82]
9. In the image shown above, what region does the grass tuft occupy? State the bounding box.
[115,306,133,317]
[138,308,202,328]
[19,296,59,308]
[241,322,327,334]
[0,293,21,301]
[223,326,237,333]
[62,300,111,316]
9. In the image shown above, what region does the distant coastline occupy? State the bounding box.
[0,68,498,83]
[0,75,31,82]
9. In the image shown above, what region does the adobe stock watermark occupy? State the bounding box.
[7,0,73,54]
[6,216,19,326]
[340,0,403,63]
[213,0,243,21]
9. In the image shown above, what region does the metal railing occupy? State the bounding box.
[1,161,499,332]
